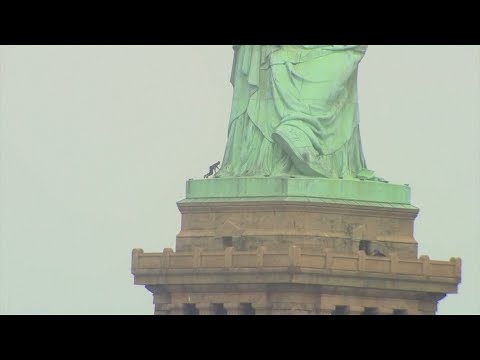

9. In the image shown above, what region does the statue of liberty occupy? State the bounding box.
[217,45,379,180]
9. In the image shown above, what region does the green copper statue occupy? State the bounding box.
[217,45,379,180]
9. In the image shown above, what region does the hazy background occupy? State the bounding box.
[0,45,478,315]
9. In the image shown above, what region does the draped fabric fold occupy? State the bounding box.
[219,45,374,179]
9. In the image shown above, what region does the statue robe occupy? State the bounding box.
[218,45,370,179]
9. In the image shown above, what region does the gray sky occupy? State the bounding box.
[0,45,478,315]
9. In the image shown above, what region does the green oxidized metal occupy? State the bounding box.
[186,177,413,207]
[217,45,377,180]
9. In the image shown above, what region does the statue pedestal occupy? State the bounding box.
[132,177,461,315]
[177,177,419,259]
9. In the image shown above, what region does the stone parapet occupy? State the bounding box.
[132,246,461,315]
[132,247,461,281]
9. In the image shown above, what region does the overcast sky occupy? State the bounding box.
[0,45,478,315]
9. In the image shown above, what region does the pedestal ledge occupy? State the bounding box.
[186,177,412,205]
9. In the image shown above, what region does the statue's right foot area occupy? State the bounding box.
[356,169,388,182]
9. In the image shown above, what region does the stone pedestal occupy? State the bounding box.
[132,177,461,315]
[133,247,460,315]
[177,177,419,258]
